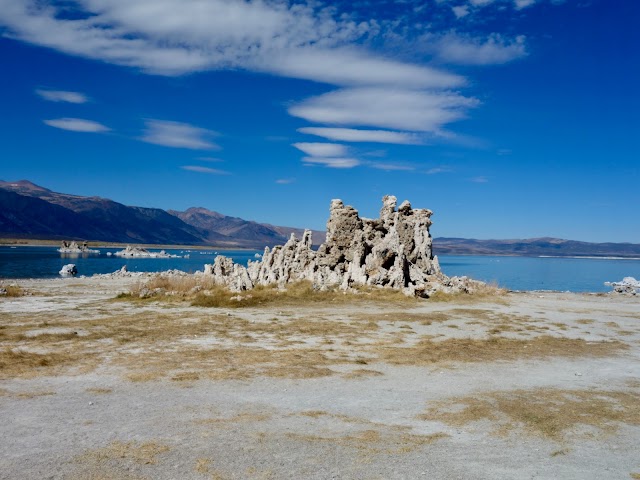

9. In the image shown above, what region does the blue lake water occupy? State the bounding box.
[1,246,639,292]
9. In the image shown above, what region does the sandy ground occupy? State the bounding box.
[1,277,639,480]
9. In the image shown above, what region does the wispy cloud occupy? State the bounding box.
[515,0,538,9]
[43,118,109,133]
[181,165,230,175]
[452,5,471,18]
[298,127,424,145]
[35,88,88,103]
[435,34,527,66]
[141,120,219,150]
[0,1,461,89]
[276,178,295,184]
[425,166,454,175]
[471,176,489,183]
[369,162,415,171]
[303,157,361,169]
[290,88,478,133]
[292,142,348,157]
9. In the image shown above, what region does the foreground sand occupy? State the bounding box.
[1,277,639,479]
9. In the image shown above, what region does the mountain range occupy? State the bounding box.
[1,180,639,257]
[0,180,324,248]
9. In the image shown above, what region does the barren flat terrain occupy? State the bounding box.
[1,277,639,479]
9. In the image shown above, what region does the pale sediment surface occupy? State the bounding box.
[1,277,639,479]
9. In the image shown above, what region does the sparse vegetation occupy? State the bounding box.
[420,388,640,442]
[375,336,627,366]
[0,284,25,297]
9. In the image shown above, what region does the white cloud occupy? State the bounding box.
[181,165,229,175]
[35,89,88,103]
[369,162,415,171]
[0,1,462,89]
[471,176,489,183]
[425,166,453,174]
[43,117,109,133]
[141,120,219,150]
[452,5,471,18]
[436,33,527,65]
[292,142,348,157]
[275,178,295,184]
[302,157,361,169]
[514,0,537,9]
[290,88,478,133]
[298,127,424,145]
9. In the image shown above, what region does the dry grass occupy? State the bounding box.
[15,390,56,399]
[427,282,507,303]
[80,440,170,465]
[1,285,25,297]
[286,429,448,454]
[85,387,113,394]
[421,388,640,442]
[191,281,416,308]
[374,336,627,366]
[576,319,596,325]
[0,348,89,379]
[343,368,384,379]
[195,458,212,474]
[350,311,453,324]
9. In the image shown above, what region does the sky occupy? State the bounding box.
[0,0,638,243]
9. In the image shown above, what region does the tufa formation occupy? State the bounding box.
[204,195,483,297]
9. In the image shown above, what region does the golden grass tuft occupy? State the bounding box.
[286,429,448,454]
[374,336,627,366]
[191,281,417,308]
[85,387,113,394]
[1,285,25,297]
[427,282,507,303]
[0,348,87,379]
[421,388,640,441]
[15,390,56,399]
[82,440,170,465]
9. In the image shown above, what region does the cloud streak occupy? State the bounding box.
[36,89,89,103]
[292,142,348,157]
[0,1,461,89]
[43,117,109,133]
[290,88,479,133]
[181,165,229,175]
[303,157,361,169]
[140,120,219,150]
[298,127,424,145]
[435,34,527,65]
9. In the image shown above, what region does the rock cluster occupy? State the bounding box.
[59,264,78,276]
[204,195,484,297]
[605,277,640,295]
[58,241,100,254]
[111,246,181,258]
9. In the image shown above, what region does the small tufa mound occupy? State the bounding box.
[59,264,78,276]
[203,195,486,297]
[605,277,640,295]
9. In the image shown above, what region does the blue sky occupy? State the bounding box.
[0,0,638,242]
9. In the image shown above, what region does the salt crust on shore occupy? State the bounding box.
[0,276,639,479]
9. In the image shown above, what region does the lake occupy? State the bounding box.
[1,246,638,293]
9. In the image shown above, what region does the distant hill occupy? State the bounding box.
[0,180,322,248]
[433,237,640,258]
[1,180,638,256]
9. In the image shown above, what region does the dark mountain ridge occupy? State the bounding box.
[1,180,638,256]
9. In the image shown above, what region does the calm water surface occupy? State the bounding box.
[1,246,639,292]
